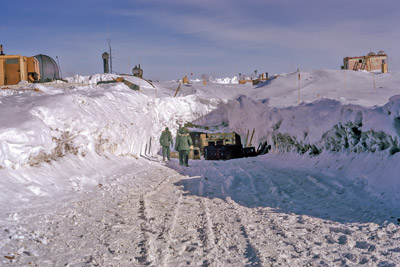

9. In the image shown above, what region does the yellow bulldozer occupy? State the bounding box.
[0,45,40,86]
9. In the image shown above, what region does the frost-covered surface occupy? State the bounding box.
[1,70,400,266]
[0,77,217,211]
[2,156,400,266]
[0,82,213,169]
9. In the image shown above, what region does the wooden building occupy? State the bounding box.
[0,54,40,86]
[343,51,388,73]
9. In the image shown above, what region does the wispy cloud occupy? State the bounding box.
[3,0,399,79]
[109,0,400,77]
[113,4,399,55]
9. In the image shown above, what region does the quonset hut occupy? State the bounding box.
[34,54,60,82]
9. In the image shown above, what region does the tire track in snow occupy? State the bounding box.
[222,196,263,267]
[197,198,216,266]
[3,158,400,266]
[216,164,307,265]
[235,166,262,205]
[246,166,391,223]
[202,163,263,266]
[170,163,251,265]
[134,195,151,265]
[160,190,183,267]
[180,167,216,266]
[131,168,186,266]
[135,165,218,266]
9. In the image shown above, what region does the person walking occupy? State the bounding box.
[159,127,173,161]
[175,127,193,167]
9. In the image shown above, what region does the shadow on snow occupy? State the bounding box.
[165,157,399,225]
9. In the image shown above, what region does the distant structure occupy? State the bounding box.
[239,72,269,84]
[132,64,143,78]
[102,52,110,73]
[34,54,60,82]
[342,51,388,73]
[0,45,40,85]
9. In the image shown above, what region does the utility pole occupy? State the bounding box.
[297,68,301,104]
[372,72,376,91]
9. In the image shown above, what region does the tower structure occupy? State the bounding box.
[102,52,110,73]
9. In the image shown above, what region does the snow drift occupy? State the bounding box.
[193,94,400,200]
[0,80,216,169]
[221,95,400,156]
[1,70,400,207]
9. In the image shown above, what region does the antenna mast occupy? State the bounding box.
[106,22,113,74]
[108,38,113,74]
[56,56,63,79]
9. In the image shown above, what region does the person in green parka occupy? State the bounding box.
[159,127,173,161]
[175,127,193,167]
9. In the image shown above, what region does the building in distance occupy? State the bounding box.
[342,51,388,73]
[132,64,143,78]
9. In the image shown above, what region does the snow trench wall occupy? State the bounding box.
[0,84,215,169]
[224,95,400,156]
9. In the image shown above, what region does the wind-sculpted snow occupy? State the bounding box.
[0,84,216,169]
[193,94,400,199]
[222,95,400,156]
[273,121,400,156]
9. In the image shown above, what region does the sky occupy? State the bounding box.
[1,0,400,80]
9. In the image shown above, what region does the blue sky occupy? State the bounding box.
[1,0,400,80]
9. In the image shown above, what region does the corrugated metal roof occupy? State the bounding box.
[34,54,60,82]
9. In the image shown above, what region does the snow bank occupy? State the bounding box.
[0,82,216,169]
[65,73,155,89]
[65,73,118,85]
[2,69,400,210]
[193,94,400,198]
[252,69,400,108]
[222,95,400,156]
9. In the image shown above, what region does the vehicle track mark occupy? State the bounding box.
[135,194,151,265]
[226,197,263,266]
[161,191,183,267]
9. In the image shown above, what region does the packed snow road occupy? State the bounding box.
[1,156,400,266]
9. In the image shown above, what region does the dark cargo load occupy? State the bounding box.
[204,144,242,160]
[241,147,258,157]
